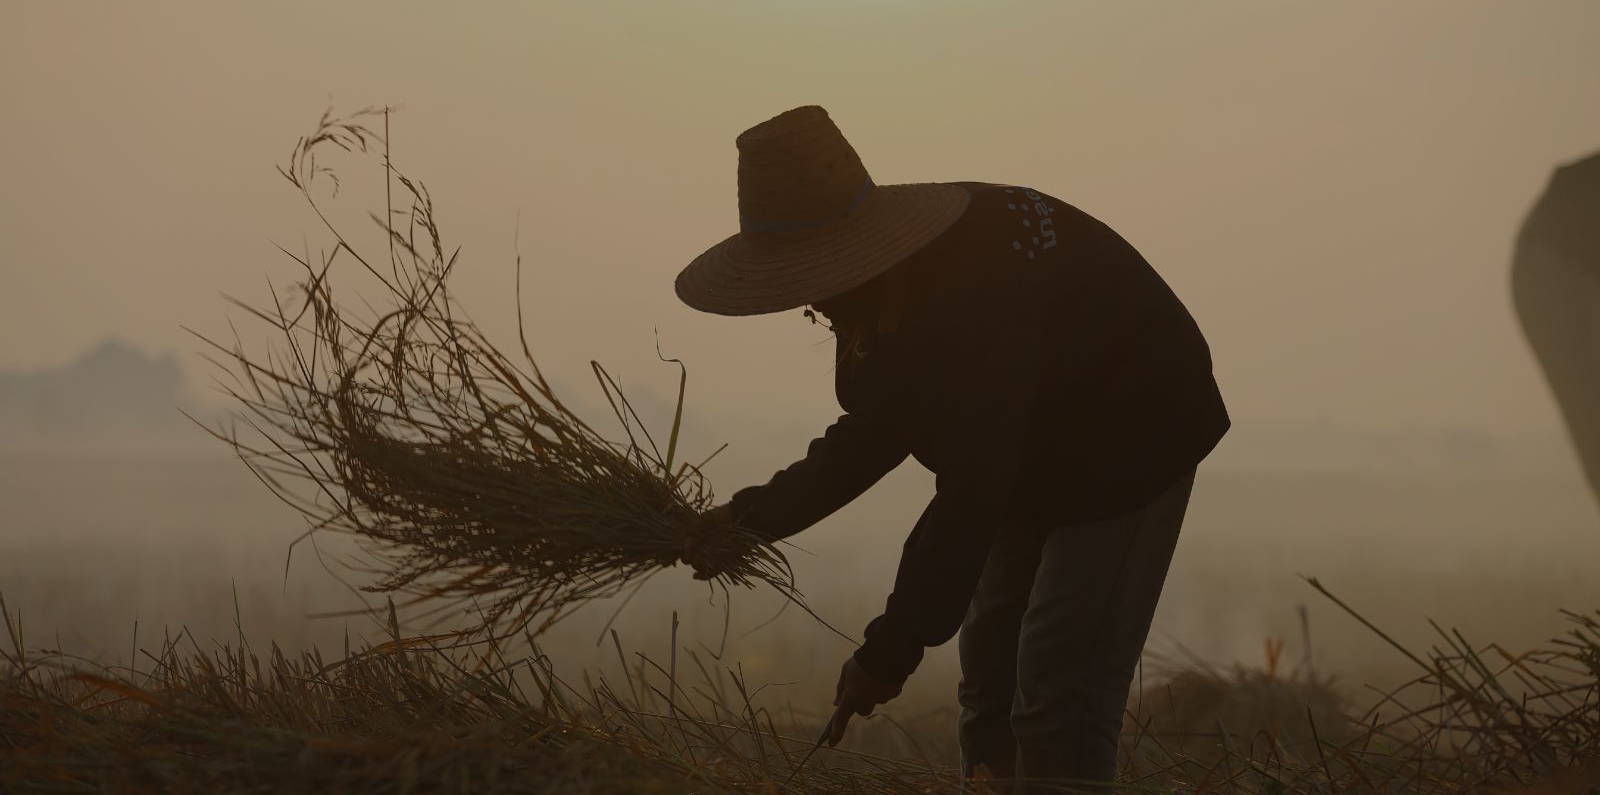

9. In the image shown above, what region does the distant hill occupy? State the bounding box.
[0,339,200,452]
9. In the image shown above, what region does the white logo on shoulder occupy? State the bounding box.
[1002,187,1058,261]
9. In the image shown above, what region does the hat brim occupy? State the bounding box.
[676,182,972,316]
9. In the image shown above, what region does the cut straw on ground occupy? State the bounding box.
[2,589,1596,794]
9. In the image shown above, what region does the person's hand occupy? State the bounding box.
[685,503,735,580]
[827,656,902,746]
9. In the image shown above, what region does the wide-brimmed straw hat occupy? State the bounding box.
[676,106,971,316]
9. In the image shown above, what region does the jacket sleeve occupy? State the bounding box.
[852,291,1043,684]
[727,411,910,543]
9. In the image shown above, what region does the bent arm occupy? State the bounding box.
[854,291,1043,684]
[727,411,909,543]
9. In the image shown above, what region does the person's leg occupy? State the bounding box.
[957,520,1046,781]
[1010,469,1196,792]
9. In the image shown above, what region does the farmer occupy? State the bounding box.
[675,105,1230,790]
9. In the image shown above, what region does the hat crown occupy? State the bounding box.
[735,106,874,236]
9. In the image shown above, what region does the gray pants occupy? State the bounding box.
[957,468,1195,792]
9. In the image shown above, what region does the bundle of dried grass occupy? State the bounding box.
[190,107,792,639]
[1124,651,1355,771]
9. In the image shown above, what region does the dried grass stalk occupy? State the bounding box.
[3,590,1596,794]
[188,107,793,639]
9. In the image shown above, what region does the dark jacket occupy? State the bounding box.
[727,182,1230,683]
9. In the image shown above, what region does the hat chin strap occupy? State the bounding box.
[811,266,910,335]
[739,178,875,235]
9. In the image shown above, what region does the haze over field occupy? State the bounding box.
[3,0,1599,717]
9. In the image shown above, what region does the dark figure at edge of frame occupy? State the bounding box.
[674,105,1231,792]
[1512,149,1600,515]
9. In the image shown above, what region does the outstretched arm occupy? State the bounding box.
[853,375,1034,683]
[855,285,1043,685]
[727,411,910,543]
[827,284,1043,744]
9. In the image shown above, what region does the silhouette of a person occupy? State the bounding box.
[1513,150,1600,510]
[676,106,1230,791]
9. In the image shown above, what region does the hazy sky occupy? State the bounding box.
[6,2,1600,688]
[6,0,1600,442]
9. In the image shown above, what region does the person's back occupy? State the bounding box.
[817,181,1228,527]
